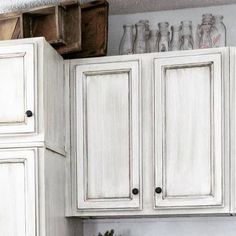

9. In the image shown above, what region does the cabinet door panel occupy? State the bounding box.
[74,60,141,210]
[0,44,35,134]
[0,149,36,236]
[154,53,225,209]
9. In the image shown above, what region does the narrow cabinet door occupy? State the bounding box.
[0,44,35,135]
[154,50,228,211]
[0,149,36,236]
[72,60,141,211]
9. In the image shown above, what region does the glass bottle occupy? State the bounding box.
[158,22,170,52]
[147,30,159,52]
[199,24,212,49]
[139,20,150,41]
[211,15,226,47]
[133,23,147,54]
[119,24,134,55]
[180,21,193,50]
[170,25,181,51]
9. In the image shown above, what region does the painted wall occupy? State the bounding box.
[83,4,236,236]
[108,4,236,55]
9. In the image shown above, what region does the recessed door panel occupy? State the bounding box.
[0,149,36,236]
[0,44,35,134]
[154,53,225,209]
[74,60,141,210]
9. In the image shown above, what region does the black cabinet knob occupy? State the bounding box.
[155,187,162,194]
[26,110,33,117]
[132,188,139,195]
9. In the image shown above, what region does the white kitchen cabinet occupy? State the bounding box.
[154,49,229,214]
[0,38,81,236]
[0,149,36,236]
[0,147,79,236]
[0,44,35,135]
[0,38,65,154]
[69,59,142,213]
[67,48,231,217]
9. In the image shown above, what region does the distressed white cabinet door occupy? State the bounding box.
[0,149,36,236]
[0,44,35,135]
[73,60,141,211]
[154,51,226,210]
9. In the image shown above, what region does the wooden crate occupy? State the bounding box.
[63,0,109,59]
[0,13,23,40]
[23,0,81,48]
[55,1,81,54]
[0,0,81,54]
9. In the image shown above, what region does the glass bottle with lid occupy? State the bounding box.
[211,15,226,47]
[170,25,181,51]
[198,14,213,49]
[180,21,193,50]
[119,24,134,55]
[133,23,147,54]
[147,29,159,52]
[158,22,170,52]
[199,23,212,49]
[139,20,150,41]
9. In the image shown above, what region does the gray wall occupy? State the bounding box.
[108,4,236,55]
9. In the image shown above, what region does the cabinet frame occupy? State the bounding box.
[0,148,37,236]
[0,43,36,135]
[153,48,230,214]
[69,58,142,213]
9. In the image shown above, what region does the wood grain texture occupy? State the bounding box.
[0,149,36,236]
[64,0,108,59]
[0,38,80,235]
[0,15,22,40]
[86,72,130,199]
[165,65,212,197]
[0,44,35,135]
[67,48,230,217]
[70,59,141,211]
[154,53,224,209]
[0,38,66,154]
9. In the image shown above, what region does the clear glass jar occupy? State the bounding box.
[133,23,147,54]
[170,25,181,51]
[147,29,159,52]
[158,22,170,52]
[211,15,226,47]
[199,24,212,48]
[119,24,134,55]
[180,21,193,50]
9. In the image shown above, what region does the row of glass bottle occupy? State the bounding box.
[119,14,226,54]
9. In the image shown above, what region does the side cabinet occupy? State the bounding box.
[0,38,77,236]
[70,59,142,214]
[154,49,230,214]
[0,149,36,236]
[0,44,35,135]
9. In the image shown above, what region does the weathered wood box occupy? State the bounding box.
[0,13,23,40]
[0,0,109,58]
[63,0,109,58]
[0,0,81,54]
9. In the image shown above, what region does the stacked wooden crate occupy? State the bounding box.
[0,0,109,58]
